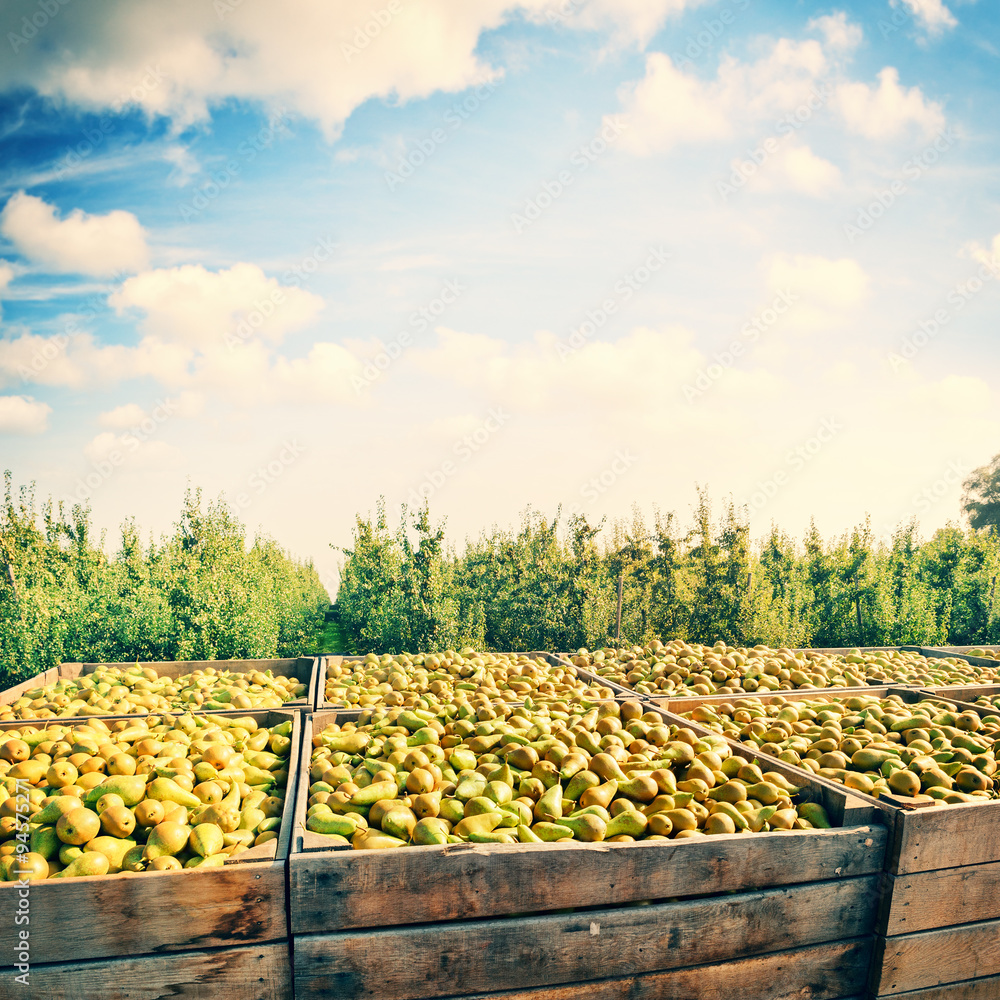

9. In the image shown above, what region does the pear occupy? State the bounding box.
[189,824,225,858]
[554,813,606,842]
[84,836,137,873]
[147,777,201,809]
[87,775,148,808]
[617,775,659,803]
[52,852,110,878]
[605,809,648,839]
[143,821,191,859]
[530,822,575,842]
[589,753,628,783]
[451,811,502,839]
[532,782,563,823]
[579,779,617,809]
[564,770,600,801]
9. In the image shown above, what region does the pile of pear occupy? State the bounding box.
[0,713,291,880]
[325,649,611,709]
[2,665,307,722]
[681,693,1000,804]
[568,641,1000,696]
[304,699,831,850]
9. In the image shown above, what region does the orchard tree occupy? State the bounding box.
[963,455,1000,534]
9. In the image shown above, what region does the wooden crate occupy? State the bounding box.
[289,707,887,1000]
[899,647,1000,670]
[0,708,303,995]
[316,652,616,710]
[59,656,319,711]
[643,686,1000,999]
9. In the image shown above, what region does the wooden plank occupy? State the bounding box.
[0,860,286,967]
[881,862,1000,935]
[0,942,291,1000]
[873,919,1000,995]
[874,973,1000,999]
[407,939,872,1000]
[293,877,880,1000]
[890,803,1000,875]
[291,822,886,934]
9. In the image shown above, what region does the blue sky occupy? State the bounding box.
[0,0,997,591]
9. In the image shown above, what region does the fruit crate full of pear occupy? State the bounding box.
[288,693,888,1000]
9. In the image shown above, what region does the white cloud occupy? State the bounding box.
[109,263,324,346]
[99,403,147,429]
[739,141,842,198]
[833,67,945,140]
[612,38,829,154]
[893,0,958,35]
[0,395,51,434]
[0,0,694,138]
[0,261,13,319]
[808,12,863,51]
[766,254,869,308]
[0,192,149,278]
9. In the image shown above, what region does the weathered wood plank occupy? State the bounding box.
[874,919,1000,995]
[0,860,286,967]
[0,668,57,707]
[422,939,872,1000]
[0,942,292,1000]
[890,805,1000,875]
[293,877,879,1000]
[874,973,1000,999]
[290,824,886,934]
[881,862,1000,935]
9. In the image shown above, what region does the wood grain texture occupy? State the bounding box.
[0,942,292,1000]
[0,860,287,966]
[881,861,1000,935]
[873,972,1000,999]
[890,804,1000,875]
[293,877,879,1000]
[290,823,886,934]
[873,919,1000,994]
[417,939,872,1000]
